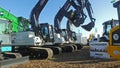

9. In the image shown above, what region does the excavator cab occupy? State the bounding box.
[0,19,11,34]
[71,31,77,42]
[0,19,12,52]
[40,23,54,43]
[68,31,77,43]
[107,0,120,60]
[103,20,119,36]
[61,29,77,44]
[61,29,69,43]
[100,19,119,42]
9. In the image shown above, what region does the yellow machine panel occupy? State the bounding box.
[107,26,120,60]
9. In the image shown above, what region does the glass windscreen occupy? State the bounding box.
[106,25,111,33]
[113,21,119,27]
[0,19,9,34]
[61,31,66,37]
[41,27,48,36]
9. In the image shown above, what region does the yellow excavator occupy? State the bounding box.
[89,0,120,60]
[107,0,120,60]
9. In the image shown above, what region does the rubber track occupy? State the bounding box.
[29,47,53,59]
[72,44,78,51]
[76,44,83,50]
[43,46,62,55]
[61,45,74,53]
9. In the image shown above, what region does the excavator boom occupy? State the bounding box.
[54,0,73,33]
[81,0,95,31]
[54,0,95,34]
[30,0,48,35]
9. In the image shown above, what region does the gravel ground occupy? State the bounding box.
[11,46,120,68]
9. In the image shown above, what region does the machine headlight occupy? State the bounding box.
[113,34,119,41]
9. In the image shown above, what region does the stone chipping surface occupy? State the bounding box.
[11,46,120,68]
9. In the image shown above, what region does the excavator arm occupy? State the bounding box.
[54,0,73,33]
[67,0,95,31]
[65,0,95,42]
[81,0,96,31]
[54,0,85,33]
[69,0,87,27]
[54,0,95,34]
[30,0,48,35]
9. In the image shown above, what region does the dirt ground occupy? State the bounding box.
[11,46,120,68]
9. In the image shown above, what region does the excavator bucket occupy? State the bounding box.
[73,17,85,27]
[81,21,95,31]
[67,10,87,27]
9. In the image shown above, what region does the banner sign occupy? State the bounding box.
[89,42,110,59]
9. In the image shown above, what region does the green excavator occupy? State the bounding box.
[0,7,30,52]
[0,7,29,33]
